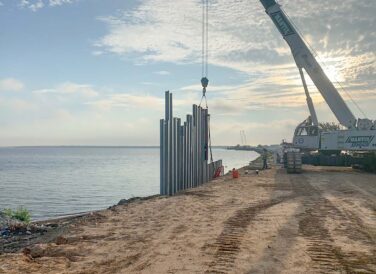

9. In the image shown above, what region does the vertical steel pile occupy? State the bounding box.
[160,91,222,195]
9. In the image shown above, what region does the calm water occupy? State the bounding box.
[0,147,258,220]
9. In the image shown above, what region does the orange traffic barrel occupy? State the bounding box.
[232,168,239,179]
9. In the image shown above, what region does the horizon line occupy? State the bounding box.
[0,145,231,148]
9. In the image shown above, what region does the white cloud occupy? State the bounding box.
[96,0,273,71]
[20,0,44,11]
[48,0,72,6]
[0,98,36,111]
[2,0,375,146]
[211,118,300,145]
[85,93,164,111]
[92,50,103,56]
[0,78,24,92]
[19,0,75,11]
[154,70,170,76]
[33,82,99,98]
[0,1,4,6]
[96,0,375,111]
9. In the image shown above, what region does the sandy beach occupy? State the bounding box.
[0,165,375,273]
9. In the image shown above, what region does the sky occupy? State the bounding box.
[0,0,375,146]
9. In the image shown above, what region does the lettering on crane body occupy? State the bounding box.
[345,136,375,148]
[270,11,295,36]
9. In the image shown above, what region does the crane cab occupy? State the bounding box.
[292,118,320,150]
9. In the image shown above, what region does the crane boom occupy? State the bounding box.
[299,67,318,126]
[260,0,357,129]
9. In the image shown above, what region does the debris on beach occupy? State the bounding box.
[0,212,65,254]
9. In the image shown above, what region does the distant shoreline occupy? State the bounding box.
[0,145,229,149]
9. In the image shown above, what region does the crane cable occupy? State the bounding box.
[200,0,209,100]
[201,0,209,80]
[199,0,213,163]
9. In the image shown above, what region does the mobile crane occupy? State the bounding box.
[260,0,376,154]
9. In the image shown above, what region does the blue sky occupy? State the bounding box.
[0,0,375,146]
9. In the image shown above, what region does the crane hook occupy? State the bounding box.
[201,77,209,96]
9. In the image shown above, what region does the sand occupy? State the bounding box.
[0,166,375,273]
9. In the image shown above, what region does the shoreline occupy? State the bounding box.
[32,194,162,223]
[0,165,375,273]
[1,146,256,223]
[1,155,264,252]
[0,146,259,225]
[0,195,162,254]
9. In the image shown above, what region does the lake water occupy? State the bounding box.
[0,147,258,220]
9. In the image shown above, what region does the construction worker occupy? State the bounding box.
[276,153,281,164]
[262,148,268,170]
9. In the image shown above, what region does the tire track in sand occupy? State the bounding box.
[205,170,375,273]
[205,194,294,274]
[295,175,376,273]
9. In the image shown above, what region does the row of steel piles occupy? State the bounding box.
[160,91,218,196]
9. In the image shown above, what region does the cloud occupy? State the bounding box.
[0,78,24,92]
[0,98,36,111]
[84,91,200,114]
[96,0,375,112]
[33,82,99,98]
[19,0,75,11]
[2,0,375,146]
[96,0,274,70]
[154,70,170,76]
[92,50,103,56]
[210,119,300,145]
[19,0,44,11]
[48,0,72,6]
[85,93,164,111]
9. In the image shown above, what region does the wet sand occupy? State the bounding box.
[0,166,375,273]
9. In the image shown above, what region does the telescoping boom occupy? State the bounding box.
[259,0,376,152]
[260,0,357,129]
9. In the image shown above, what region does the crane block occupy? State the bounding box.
[201,77,209,88]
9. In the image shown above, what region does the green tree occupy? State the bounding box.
[319,122,340,131]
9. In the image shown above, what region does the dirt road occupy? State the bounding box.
[0,166,375,273]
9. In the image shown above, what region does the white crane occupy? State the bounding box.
[260,0,376,152]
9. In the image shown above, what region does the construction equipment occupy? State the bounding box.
[285,149,302,174]
[260,0,376,156]
[240,130,247,146]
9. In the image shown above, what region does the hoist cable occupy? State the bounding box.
[201,0,209,78]
[205,0,209,78]
[199,0,213,163]
[202,0,205,77]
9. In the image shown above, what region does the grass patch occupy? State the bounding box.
[3,207,31,223]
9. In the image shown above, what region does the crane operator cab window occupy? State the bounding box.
[295,125,319,137]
